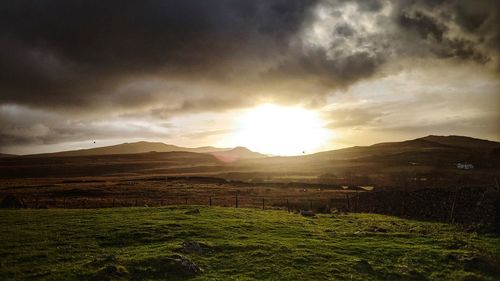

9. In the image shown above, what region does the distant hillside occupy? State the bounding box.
[2,135,498,183]
[0,153,15,158]
[210,147,267,162]
[241,135,500,178]
[307,135,500,161]
[420,135,500,151]
[29,141,231,157]
[28,141,266,159]
[0,151,221,179]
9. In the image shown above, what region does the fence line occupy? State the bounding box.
[14,194,350,212]
[5,186,498,231]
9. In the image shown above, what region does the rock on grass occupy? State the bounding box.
[181,240,204,254]
[354,260,373,273]
[184,208,201,215]
[128,255,203,279]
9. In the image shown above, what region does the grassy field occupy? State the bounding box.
[0,207,499,281]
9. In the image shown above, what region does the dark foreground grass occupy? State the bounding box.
[0,207,499,281]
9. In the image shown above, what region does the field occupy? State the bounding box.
[1,136,499,280]
[1,206,499,281]
[0,175,359,211]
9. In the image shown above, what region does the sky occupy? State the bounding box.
[0,0,499,155]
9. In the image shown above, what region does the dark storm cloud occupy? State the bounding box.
[0,0,316,108]
[395,1,496,63]
[254,0,499,98]
[399,10,447,42]
[0,0,498,108]
[1,0,498,108]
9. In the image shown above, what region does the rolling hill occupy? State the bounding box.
[2,135,498,182]
[211,146,267,162]
[237,135,500,182]
[24,135,499,161]
[302,135,500,162]
[29,141,233,157]
[420,135,500,151]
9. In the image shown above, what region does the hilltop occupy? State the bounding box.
[420,135,500,151]
[211,146,267,162]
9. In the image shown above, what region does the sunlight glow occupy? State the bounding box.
[230,104,331,156]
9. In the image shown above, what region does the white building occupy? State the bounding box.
[456,163,474,170]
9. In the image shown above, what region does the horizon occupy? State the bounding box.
[5,133,499,157]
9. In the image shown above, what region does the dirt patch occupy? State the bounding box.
[49,188,109,197]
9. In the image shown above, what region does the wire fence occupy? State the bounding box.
[16,193,354,213]
[5,186,499,232]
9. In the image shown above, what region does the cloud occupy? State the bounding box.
[181,129,233,139]
[322,61,500,143]
[0,0,498,151]
[325,108,383,129]
[1,0,497,110]
[379,113,500,139]
[0,0,316,109]
[0,104,172,147]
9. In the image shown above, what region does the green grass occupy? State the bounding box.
[0,207,499,281]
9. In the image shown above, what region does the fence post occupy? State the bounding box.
[185,198,188,205]
[209,196,212,207]
[236,194,239,208]
[309,200,313,210]
[286,199,290,213]
[262,198,265,210]
[346,194,350,212]
[449,190,459,223]
[355,191,359,212]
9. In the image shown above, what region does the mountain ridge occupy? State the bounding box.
[27,141,267,159]
[268,135,500,165]
[3,135,498,180]
[23,135,499,160]
[28,141,230,157]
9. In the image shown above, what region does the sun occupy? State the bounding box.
[229,104,331,156]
